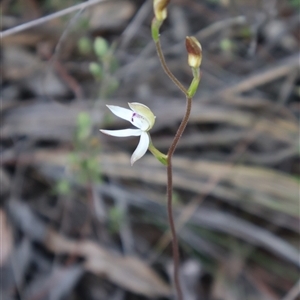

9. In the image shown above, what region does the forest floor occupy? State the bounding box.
[1,0,299,299]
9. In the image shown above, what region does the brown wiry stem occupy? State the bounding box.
[154,33,193,300]
[155,40,188,96]
[166,96,192,300]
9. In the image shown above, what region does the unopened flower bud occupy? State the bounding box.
[185,36,202,68]
[153,0,170,21]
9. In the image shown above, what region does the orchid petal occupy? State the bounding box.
[106,105,133,122]
[100,129,142,137]
[131,132,150,165]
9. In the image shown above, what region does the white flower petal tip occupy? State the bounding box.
[100,103,155,165]
[130,132,150,165]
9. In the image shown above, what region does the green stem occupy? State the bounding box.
[151,18,162,42]
[187,67,200,97]
[148,141,168,165]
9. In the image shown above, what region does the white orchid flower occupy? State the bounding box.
[100,102,156,165]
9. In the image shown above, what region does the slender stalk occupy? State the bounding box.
[155,40,187,96]
[153,25,200,300]
[148,140,168,165]
[167,97,192,158]
[166,96,192,300]
[154,28,193,300]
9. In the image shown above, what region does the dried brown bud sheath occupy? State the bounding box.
[185,36,202,68]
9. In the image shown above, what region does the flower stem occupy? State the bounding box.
[154,39,188,96]
[151,18,162,43]
[148,141,168,166]
[166,96,192,300]
[188,67,201,97]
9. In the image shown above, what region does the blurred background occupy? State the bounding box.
[1,0,299,299]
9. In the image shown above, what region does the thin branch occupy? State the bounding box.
[0,0,107,38]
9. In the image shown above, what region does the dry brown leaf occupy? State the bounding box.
[46,230,171,297]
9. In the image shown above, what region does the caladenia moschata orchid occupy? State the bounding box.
[100,102,167,166]
[150,1,202,300]
[101,1,202,299]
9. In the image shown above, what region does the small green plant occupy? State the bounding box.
[69,112,102,184]
[54,179,71,196]
[108,206,124,234]
[78,36,92,56]
[89,37,119,98]
[54,112,101,196]
[220,38,234,53]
